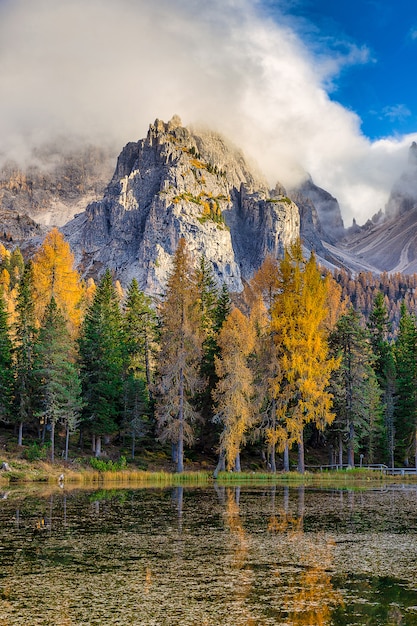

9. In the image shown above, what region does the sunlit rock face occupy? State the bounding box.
[63,116,300,292]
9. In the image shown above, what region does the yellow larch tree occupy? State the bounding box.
[0,248,22,328]
[250,254,280,313]
[32,228,84,334]
[213,307,256,471]
[249,255,285,472]
[271,240,340,472]
[323,270,348,332]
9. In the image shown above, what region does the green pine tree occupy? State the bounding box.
[33,297,82,462]
[0,294,13,424]
[79,269,124,457]
[122,278,158,457]
[394,302,417,466]
[329,307,383,467]
[195,257,223,451]
[14,262,37,445]
[367,291,395,464]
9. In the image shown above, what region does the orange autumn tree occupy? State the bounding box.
[249,255,285,472]
[213,307,256,471]
[271,240,340,473]
[32,228,84,334]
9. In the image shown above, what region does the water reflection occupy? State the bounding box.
[224,487,256,624]
[0,484,417,625]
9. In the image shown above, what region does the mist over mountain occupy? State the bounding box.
[1,0,416,228]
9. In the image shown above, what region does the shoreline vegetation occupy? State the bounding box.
[1,456,417,489]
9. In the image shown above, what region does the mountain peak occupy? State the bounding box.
[63,117,300,292]
[409,141,417,166]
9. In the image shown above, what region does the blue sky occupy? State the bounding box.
[263,0,417,140]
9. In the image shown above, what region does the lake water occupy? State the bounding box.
[0,483,417,625]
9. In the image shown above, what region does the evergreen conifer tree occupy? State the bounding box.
[79,269,124,457]
[33,298,82,462]
[367,291,396,464]
[329,307,383,467]
[194,257,225,451]
[0,294,13,424]
[122,278,158,457]
[14,262,37,445]
[394,302,417,466]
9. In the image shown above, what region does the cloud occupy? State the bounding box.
[381,104,412,122]
[409,27,417,41]
[0,0,415,225]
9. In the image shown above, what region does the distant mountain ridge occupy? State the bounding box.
[333,142,417,274]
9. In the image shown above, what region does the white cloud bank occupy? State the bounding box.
[0,0,416,224]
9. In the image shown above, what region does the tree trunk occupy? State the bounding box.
[177,434,184,473]
[270,399,276,472]
[50,421,55,464]
[234,452,241,472]
[297,433,305,474]
[92,433,96,454]
[270,446,276,473]
[95,435,102,458]
[145,330,153,402]
[17,421,23,446]
[177,366,184,473]
[348,422,355,467]
[213,451,226,478]
[328,445,333,468]
[65,425,70,461]
[338,432,343,468]
[415,431,417,471]
[283,442,290,472]
[131,432,135,460]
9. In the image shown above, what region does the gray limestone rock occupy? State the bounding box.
[63,117,300,293]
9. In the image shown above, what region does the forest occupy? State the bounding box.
[0,229,417,473]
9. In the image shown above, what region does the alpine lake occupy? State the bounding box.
[1,480,417,625]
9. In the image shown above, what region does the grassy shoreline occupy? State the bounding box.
[1,457,417,489]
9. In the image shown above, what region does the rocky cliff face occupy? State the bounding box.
[292,176,345,244]
[63,117,300,292]
[0,143,115,231]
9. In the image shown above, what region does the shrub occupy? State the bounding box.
[89,456,127,472]
[25,441,51,461]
